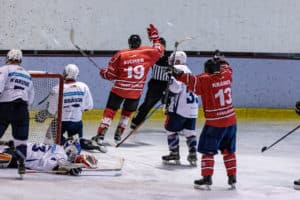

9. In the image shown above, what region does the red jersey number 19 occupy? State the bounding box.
[126,65,145,79]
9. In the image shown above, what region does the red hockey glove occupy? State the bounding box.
[147,24,159,41]
[99,68,108,79]
[75,154,98,168]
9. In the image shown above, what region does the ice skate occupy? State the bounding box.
[294,179,300,190]
[114,127,123,144]
[162,151,180,165]
[91,134,107,153]
[17,160,25,180]
[194,176,212,190]
[187,152,197,166]
[228,175,237,190]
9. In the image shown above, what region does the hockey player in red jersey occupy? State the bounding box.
[91,24,164,149]
[170,51,237,189]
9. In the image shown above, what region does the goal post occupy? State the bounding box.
[29,71,64,144]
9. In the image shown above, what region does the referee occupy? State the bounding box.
[130,37,170,129]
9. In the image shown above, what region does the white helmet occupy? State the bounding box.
[6,49,22,64]
[63,64,79,80]
[168,51,187,65]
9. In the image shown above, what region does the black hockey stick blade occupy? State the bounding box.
[261,146,268,152]
[261,125,300,153]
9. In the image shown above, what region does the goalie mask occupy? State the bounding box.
[6,49,22,64]
[64,138,81,162]
[63,64,79,80]
[168,51,187,65]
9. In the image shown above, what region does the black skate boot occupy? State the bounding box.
[228,175,237,189]
[114,127,123,144]
[187,152,197,166]
[91,132,107,153]
[194,176,212,190]
[17,159,26,179]
[294,179,300,190]
[162,151,180,165]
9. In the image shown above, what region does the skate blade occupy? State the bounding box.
[228,184,236,190]
[294,185,300,190]
[97,145,108,153]
[188,161,197,167]
[194,184,211,190]
[17,174,24,180]
[162,160,181,165]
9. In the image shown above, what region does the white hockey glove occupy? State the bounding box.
[35,110,51,123]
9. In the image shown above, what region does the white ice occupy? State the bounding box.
[1,119,300,200]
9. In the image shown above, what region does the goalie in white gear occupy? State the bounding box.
[162,51,199,166]
[0,49,35,177]
[35,64,94,147]
[0,139,98,176]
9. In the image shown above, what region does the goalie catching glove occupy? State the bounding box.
[35,110,51,123]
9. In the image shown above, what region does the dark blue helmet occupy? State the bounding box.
[128,34,141,49]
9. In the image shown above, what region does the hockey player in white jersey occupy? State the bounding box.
[35,64,94,147]
[0,49,35,177]
[0,139,97,176]
[162,51,199,166]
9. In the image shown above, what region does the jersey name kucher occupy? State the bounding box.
[178,64,236,127]
[168,64,199,118]
[101,45,163,99]
[0,64,34,104]
[48,81,93,122]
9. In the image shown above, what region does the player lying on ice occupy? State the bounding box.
[0,139,97,176]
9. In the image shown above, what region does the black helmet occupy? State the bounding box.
[159,37,166,47]
[213,49,229,65]
[128,34,141,49]
[204,58,221,74]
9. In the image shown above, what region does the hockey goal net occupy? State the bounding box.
[28,71,64,144]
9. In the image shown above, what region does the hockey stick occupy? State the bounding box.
[25,158,124,174]
[70,28,101,70]
[115,104,162,148]
[37,93,50,105]
[261,125,300,152]
[162,36,193,113]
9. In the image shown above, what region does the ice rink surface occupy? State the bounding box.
[1,119,300,200]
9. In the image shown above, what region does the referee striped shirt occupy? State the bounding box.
[151,64,169,81]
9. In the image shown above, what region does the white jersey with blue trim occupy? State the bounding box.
[48,81,93,122]
[167,64,199,118]
[0,64,34,104]
[25,142,67,171]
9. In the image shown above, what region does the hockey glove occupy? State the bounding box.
[295,101,300,115]
[167,67,184,78]
[147,24,159,41]
[99,68,108,79]
[68,167,82,176]
[75,154,98,168]
[35,110,50,123]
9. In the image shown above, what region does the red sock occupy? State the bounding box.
[201,154,214,176]
[223,153,237,176]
